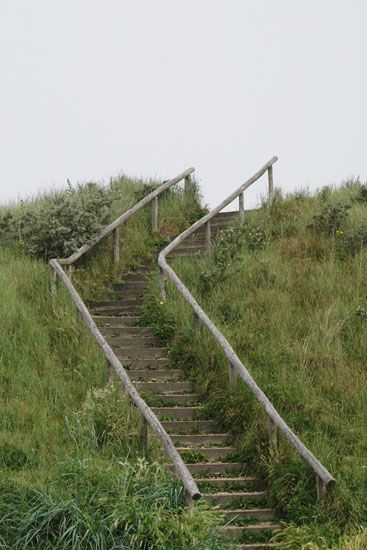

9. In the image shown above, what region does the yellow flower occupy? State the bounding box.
[159,301,164,305]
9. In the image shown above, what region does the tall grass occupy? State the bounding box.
[142,181,367,547]
[0,177,226,549]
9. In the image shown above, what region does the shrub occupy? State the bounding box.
[20,183,114,260]
[309,202,351,237]
[336,225,367,259]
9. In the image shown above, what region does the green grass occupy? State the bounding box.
[0,178,229,549]
[141,181,367,548]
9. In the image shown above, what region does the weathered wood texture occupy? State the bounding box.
[59,167,195,266]
[49,259,201,501]
[113,227,120,264]
[158,156,335,496]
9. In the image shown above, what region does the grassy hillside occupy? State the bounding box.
[142,180,367,548]
[0,178,226,549]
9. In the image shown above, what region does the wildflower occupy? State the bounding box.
[160,301,164,305]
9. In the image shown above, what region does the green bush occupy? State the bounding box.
[309,202,351,237]
[20,183,114,260]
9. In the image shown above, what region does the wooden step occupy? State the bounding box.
[91,305,142,314]
[203,491,267,505]
[237,544,279,549]
[177,446,237,461]
[107,336,159,347]
[217,508,275,521]
[100,326,154,336]
[151,406,202,419]
[161,420,216,433]
[223,522,281,539]
[194,476,258,489]
[92,315,139,326]
[91,298,143,308]
[170,434,229,446]
[186,462,245,475]
[135,381,193,392]
[149,394,199,405]
[123,358,170,368]
[116,347,167,359]
[128,369,183,381]
[112,281,147,291]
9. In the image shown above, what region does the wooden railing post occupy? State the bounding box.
[268,166,274,210]
[228,362,238,386]
[185,492,194,510]
[159,266,166,300]
[316,476,327,504]
[141,415,149,455]
[184,174,192,195]
[268,417,278,455]
[193,312,201,337]
[152,196,159,233]
[239,192,245,223]
[106,359,114,383]
[50,265,57,304]
[205,221,211,252]
[113,227,120,264]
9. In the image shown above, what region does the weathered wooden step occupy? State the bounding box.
[151,406,202,419]
[223,522,281,539]
[161,420,216,433]
[91,298,143,308]
[92,315,139,326]
[112,280,147,291]
[217,508,275,521]
[203,491,267,505]
[135,381,193,392]
[123,358,169,368]
[100,326,154,336]
[128,368,181,381]
[186,462,245,475]
[194,476,258,489]
[107,336,159,347]
[116,347,167,359]
[149,394,199,405]
[177,446,237,460]
[91,305,142,314]
[170,434,229,446]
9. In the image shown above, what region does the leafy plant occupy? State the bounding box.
[309,202,351,237]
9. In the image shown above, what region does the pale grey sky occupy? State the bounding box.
[1,1,366,208]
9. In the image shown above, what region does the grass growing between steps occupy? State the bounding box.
[142,181,367,548]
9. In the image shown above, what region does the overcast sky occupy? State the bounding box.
[1,1,366,208]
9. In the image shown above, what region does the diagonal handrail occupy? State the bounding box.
[49,168,201,505]
[158,157,335,503]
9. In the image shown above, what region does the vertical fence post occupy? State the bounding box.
[159,266,166,300]
[185,492,194,510]
[113,227,120,264]
[141,415,149,455]
[316,476,327,504]
[205,221,211,252]
[228,362,238,386]
[50,265,57,304]
[152,196,159,233]
[67,265,73,281]
[184,174,192,195]
[268,417,278,455]
[239,192,245,223]
[268,166,274,210]
[106,359,114,383]
[193,312,201,337]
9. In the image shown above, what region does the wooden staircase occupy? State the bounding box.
[90,212,281,549]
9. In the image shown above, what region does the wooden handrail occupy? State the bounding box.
[49,167,201,505]
[50,259,201,503]
[158,157,335,502]
[60,167,195,266]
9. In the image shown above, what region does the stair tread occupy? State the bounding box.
[225,522,281,531]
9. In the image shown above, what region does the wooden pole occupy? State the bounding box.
[159,266,166,300]
[239,192,245,223]
[141,415,149,455]
[113,227,120,264]
[316,476,327,504]
[205,221,211,252]
[268,416,278,455]
[228,362,238,387]
[184,174,192,195]
[268,166,274,210]
[152,196,158,233]
[193,312,201,337]
[50,265,57,304]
